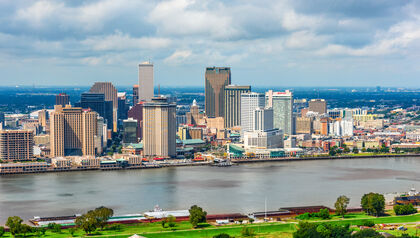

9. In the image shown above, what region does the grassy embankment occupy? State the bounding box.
[1,212,419,237]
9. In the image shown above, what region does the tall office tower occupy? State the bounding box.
[38,109,49,128]
[122,118,138,143]
[127,102,144,141]
[309,99,327,114]
[205,67,231,118]
[89,82,118,131]
[266,90,293,135]
[253,107,273,131]
[96,116,106,152]
[118,92,129,121]
[240,92,265,134]
[79,92,113,129]
[224,85,251,128]
[295,117,313,134]
[133,85,139,105]
[0,130,34,161]
[186,99,204,125]
[138,61,154,102]
[143,97,176,158]
[55,93,70,106]
[50,105,97,157]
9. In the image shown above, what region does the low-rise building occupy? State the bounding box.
[0,162,48,174]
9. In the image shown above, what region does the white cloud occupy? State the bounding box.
[164,49,192,64]
[317,18,420,57]
[82,31,171,51]
[285,31,328,49]
[149,0,239,39]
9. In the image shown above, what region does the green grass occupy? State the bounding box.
[1,213,419,237]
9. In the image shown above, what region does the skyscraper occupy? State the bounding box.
[309,99,327,114]
[55,93,70,107]
[224,85,251,128]
[205,67,231,118]
[266,90,293,135]
[79,92,113,129]
[0,130,34,161]
[118,92,129,120]
[138,62,154,102]
[50,105,97,157]
[143,97,176,158]
[133,85,139,105]
[127,102,144,141]
[186,100,203,125]
[123,118,138,144]
[89,82,118,132]
[38,109,49,128]
[240,92,265,135]
[253,107,273,131]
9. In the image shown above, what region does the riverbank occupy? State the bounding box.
[231,153,420,163]
[1,153,419,175]
[1,211,419,237]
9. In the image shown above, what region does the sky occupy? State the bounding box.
[1,0,420,87]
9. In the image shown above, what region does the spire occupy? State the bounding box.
[192,99,197,106]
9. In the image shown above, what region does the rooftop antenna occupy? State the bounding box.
[158,84,160,96]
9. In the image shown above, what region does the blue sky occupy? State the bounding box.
[1,0,420,87]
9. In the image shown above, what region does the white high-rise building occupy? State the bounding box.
[266,90,293,135]
[240,92,265,136]
[138,61,154,102]
[253,107,273,131]
[329,119,354,137]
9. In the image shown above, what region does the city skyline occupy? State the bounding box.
[1,1,420,87]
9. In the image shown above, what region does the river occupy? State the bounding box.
[0,157,419,224]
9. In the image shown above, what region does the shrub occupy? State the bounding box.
[241,227,255,237]
[361,220,375,227]
[68,227,76,236]
[213,233,232,238]
[0,227,4,237]
[107,223,123,231]
[394,204,417,215]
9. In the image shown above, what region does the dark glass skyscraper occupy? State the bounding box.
[79,92,113,129]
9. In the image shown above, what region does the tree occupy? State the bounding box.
[0,226,5,237]
[93,206,114,230]
[318,209,330,219]
[361,193,385,217]
[335,195,350,218]
[20,224,33,237]
[343,147,350,153]
[48,223,61,233]
[6,216,23,238]
[293,222,318,238]
[75,213,97,234]
[161,219,166,228]
[189,205,207,228]
[293,222,352,238]
[352,228,384,238]
[167,215,176,228]
[352,147,359,154]
[68,227,76,237]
